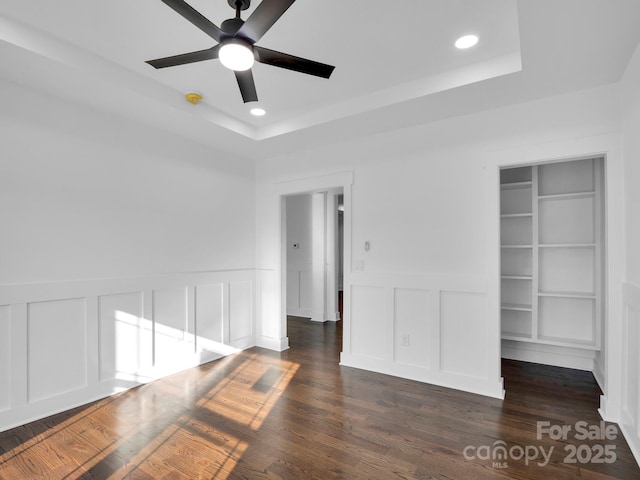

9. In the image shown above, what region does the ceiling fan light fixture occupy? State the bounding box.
[219,40,254,71]
[455,34,479,49]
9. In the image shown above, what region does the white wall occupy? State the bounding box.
[255,83,622,399]
[0,80,255,284]
[619,42,640,464]
[623,47,640,286]
[285,194,313,317]
[0,79,257,431]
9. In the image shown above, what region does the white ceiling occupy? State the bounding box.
[0,0,639,161]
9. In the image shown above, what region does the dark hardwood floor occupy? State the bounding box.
[1,317,638,479]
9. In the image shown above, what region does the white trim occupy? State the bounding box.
[274,171,354,351]
[617,282,640,466]
[340,353,505,399]
[482,133,625,420]
[501,340,596,371]
[0,270,256,433]
[593,356,605,392]
[256,335,289,352]
[340,271,504,400]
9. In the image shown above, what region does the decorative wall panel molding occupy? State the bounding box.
[620,282,640,465]
[0,306,11,412]
[440,291,488,379]
[394,288,432,369]
[286,263,312,317]
[229,281,253,347]
[153,287,190,367]
[351,285,387,360]
[98,292,146,382]
[0,270,256,433]
[195,284,224,345]
[340,272,502,399]
[27,298,87,403]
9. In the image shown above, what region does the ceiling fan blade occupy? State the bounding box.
[160,0,223,42]
[146,45,220,69]
[235,69,259,103]
[236,0,295,43]
[255,46,335,78]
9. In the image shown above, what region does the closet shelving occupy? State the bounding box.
[500,158,602,349]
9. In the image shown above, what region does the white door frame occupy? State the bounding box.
[276,172,354,348]
[482,134,624,421]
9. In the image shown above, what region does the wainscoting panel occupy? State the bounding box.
[394,288,431,369]
[286,264,312,317]
[351,285,387,360]
[98,292,146,382]
[440,291,488,379]
[195,284,224,344]
[286,270,300,312]
[27,298,87,403]
[621,282,640,464]
[153,287,191,366]
[622,303,639,429]
[0,270,257,433]
[299,269,313,312]
[340,272,501,398]
[0,306,10,412]
[153,287,188,339]
[229,281,253,347]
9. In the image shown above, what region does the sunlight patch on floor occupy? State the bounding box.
[197,352,300,431]
[0,350,300,479]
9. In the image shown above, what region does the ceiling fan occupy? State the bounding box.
[146,0,335,103]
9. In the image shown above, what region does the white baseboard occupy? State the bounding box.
[502,340,595,371]
[286,308,312,318]
[340,352,505,400]
[256,335,289,351]
[324,310,340,322]
[592,357,605,391]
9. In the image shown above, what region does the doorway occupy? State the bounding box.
[499,157,606,387]
[276,172,353,350]
[284,190,344,326]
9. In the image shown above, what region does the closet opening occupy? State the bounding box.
[499,157,606,389]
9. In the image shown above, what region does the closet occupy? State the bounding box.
[500,157,604,357]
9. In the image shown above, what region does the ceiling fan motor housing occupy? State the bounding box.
[228,0,251,11]
[221,17,246,36]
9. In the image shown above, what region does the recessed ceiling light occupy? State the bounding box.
[455,34,479,49]
[250,107,266,117]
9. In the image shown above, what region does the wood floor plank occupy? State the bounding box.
[1,317,639,479]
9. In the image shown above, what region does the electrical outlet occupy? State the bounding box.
[401,334,410,346]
